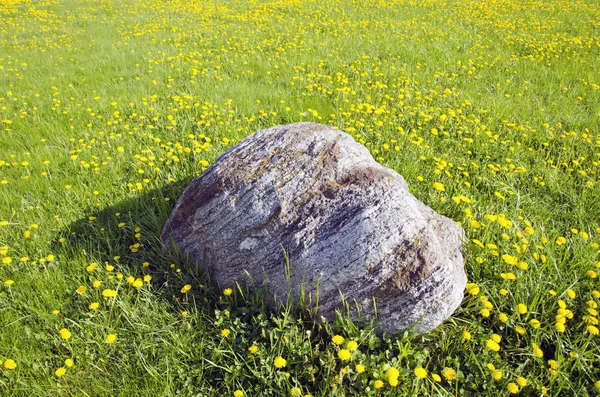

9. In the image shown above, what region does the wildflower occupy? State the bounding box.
[4,279,13,286]
[65,359,73,367]
[442,368,456,381]
[89,302,99,310]
[102,289,117,297]
[567,289,576,299]
[181,284,191,293]
[532,344,544,358]
[273,356,286,369]
[220,329,231,338]
[346,340,358,351]
[55,367,66,377]
[465,283,480,295]
[507,383,519,394]
[76,286,87,295]
[105,334,117,344]
[414,367,427,379]
[498,313,508,323]
[499,289,509,296]
[586,325,599,335]
[529,319,541,328]
[132,279,143,288]
[517,377,527,387]
[331,335,344,345]
[374,379,384,389]
[587,270,597,278]
[433,182,445,191]
[59,328,72,340]
[432,373,441,382]
[517,303,528,314]
[234,391,244,397]
[463,330,472,340]
[556,237,566,245]
[290,388,301,396]
[355,364,365,373]
[3,359,16,370]
[337,349,351,361]
[386,367,399,379]
[248,345,259,354]
[223,288,233,296]
[486,339,500,352]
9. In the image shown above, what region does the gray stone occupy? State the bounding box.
[161,122,466,334]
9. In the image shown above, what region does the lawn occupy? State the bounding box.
[0,0,599,395]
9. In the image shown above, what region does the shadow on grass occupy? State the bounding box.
[49,178,360,394]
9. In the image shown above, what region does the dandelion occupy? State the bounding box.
[433,182,445,191]
[248,345,259,354]
[65,359,73,367]
[220,329,231,338]
[89,302,99,310]
[486,339,500,352]
[414,367,427,379]
[465,283,480,295]
[290,388,302,396]
[337,349,351,361]
[223,288,233,296]
[59,328,72,340]
[431,373,441,382]
[442,368,456,381]
[346,340,358,351]
[516,376,527,387]
[507,383,519,394]
[586,325,599,335]
[355,364,365,373]
[274,356,287,368]
[105,334,117,343]
[76,285,87,295]
[3,359,16,370]
[102,289,117,298]
[556,237,566,246]
[234,390,244,397]
[532,344,544,358]
[517,303,528,314]
[181,284,191,293]
[132,279,143,288]
[567,289,576,299]
[331,335,344,345]
[463,330,472,340]
[374,379,384,389]
[55,367,66,377]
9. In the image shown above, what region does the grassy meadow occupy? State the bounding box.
[1,0,600,395]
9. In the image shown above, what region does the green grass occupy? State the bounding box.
[1,0,599,395]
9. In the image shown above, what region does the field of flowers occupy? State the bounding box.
[1,0,599,395]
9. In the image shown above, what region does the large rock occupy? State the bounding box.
[161,122,466,334]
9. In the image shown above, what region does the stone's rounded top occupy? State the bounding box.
[162,122,466,334]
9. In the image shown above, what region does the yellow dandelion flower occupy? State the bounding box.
[274,356,287,369]
[442,368,456,381]
[433,182,445,191]
[89,302,99,310]
[181,284,191,293]
[346,340,358,351]
[386,367,399,379]
[465,283,480,296]
[517,303,528,314]
[556,237,566,246]
[248,344,259,354]
[486,339,500,352]
[586,325,599,335]
[355,364,365,373]
[337,349,351,361]
[3,359,16,370]
[76,286,87,295]
[374,379,384,389]
[65,359,73,368]
[507,383,519,394]
[516,377,527,387]
[55,367,66,377]
[220,329,231,338]
[567,289,576,299]
[234,390,244,397]
[105,334,117,344]
[223,288,233,296]
[414,367,427,379]
[331,335,344,345]
[59,328,71,340]
[432,373,441,382]
[463,330,472,340]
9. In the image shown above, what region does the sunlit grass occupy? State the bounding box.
[1,0,599,395]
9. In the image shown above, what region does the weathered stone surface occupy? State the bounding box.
[161,122,466,334]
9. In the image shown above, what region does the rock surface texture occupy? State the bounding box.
[161,122,466,334]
